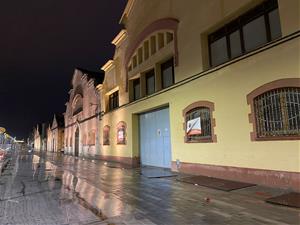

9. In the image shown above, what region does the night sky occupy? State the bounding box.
[0,0,127,139]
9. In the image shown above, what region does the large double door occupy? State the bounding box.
[139,107,172,168]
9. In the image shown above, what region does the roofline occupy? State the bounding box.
[119,0,135,25]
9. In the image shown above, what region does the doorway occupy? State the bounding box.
[75,128,79,157]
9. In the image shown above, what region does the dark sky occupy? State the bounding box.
[0,0,127,139]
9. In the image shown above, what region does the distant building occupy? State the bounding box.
[34,123,48,151]
[95,0,300,191]
[64,68,104,158]
[47,114,65,152]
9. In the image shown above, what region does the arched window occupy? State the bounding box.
[72,95,83,116]
[186,107,211,141]
[103,126,110,145]
[183,101,217,143]
[247,78,300,141]
[117,121,126,145]
[254,87,300,138]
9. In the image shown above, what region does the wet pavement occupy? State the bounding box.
[0,148,299,225]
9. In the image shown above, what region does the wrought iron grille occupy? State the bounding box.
[186,107,211,141]
[254,87,300,138]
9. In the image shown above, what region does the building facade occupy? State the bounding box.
[96,0,300,191]
[47,114,64,152]
[34,123,48,151]
[64,68,104,158]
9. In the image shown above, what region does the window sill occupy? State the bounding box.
[254,136,300,141]
[185,138,214,143]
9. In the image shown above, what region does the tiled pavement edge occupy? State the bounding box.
[41,151,300,225]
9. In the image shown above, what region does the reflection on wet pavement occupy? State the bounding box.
[0,149,299,225]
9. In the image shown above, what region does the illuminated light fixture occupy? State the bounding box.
[0,127,6,134]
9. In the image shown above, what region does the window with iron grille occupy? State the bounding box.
[186,107,212,141]
[108,91,119,111]
[254,87,300,138]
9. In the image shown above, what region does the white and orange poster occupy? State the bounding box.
[186,117,202,136]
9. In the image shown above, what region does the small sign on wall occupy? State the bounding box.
[186,117,201,136]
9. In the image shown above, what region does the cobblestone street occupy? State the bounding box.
[0,148,298,225]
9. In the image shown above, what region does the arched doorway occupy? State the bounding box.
[74,128,79,157]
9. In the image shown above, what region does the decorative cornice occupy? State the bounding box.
[112,29,127,46]
[101,60,114,72]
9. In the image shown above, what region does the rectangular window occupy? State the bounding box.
[144,41,149,60]
[161,58,174,89]
[229,30,242,58]
[108,91,119,111]
[158,33,164,49]
[146,69,155,95]
[210,36,229,66]
[269,8,281,40]
[208,0,281,67]
[138,47,143,64]
[150,35,156,55]
[133,79,140,100]
[161,58,174,88]
[243,16,267,52]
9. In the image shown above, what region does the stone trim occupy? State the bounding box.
[125,18,179,91]
[182,101,217,143]
[171,161,300,192]
[246,78,300,141]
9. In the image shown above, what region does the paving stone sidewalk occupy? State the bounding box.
[44,151,300,225]
[0,149,299,225]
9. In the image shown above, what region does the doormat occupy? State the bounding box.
[177,175,255,191]
[104,162,133,169]
[140,167,177,178]
[266,192,300,208]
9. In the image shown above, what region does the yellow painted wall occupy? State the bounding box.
[99,0,300,173]
[100,36,300,173]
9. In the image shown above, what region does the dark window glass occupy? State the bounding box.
[210,37,229,66]
[133,79,140,100]
[254,87,300,138]
[229,30,242,58]
[186,107,212,142]
[146,69,155,95]
[243,16,267,52]
[208,0,281,67]
[161,58,174,89]
[108,91,119,111]
[269,8,282,40]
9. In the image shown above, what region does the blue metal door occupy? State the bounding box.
[139,107,172,168]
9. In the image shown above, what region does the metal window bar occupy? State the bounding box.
[186,107,212,141]
[254,87,300,137]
